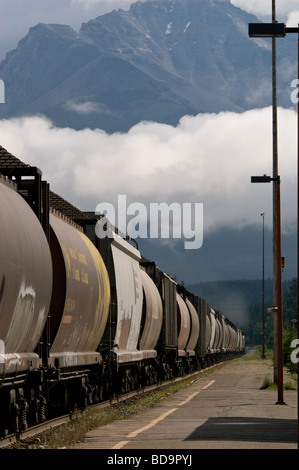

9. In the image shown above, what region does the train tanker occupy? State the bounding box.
[0,146,245,438]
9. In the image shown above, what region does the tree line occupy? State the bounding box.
[246,278,298,374]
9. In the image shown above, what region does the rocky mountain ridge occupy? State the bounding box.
[0,0,296,132]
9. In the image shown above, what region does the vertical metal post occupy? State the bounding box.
[272,0,278,386]
[276,177,284,404]
[272,0,284,404]
[297,24,299,446]
[261,212,266,359]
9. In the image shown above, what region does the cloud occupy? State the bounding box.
[66,100,112,115]
[0,107,297,237]
[286,11,299,27]
[231,0,299,20]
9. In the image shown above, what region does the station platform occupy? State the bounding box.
[71,354,298,451]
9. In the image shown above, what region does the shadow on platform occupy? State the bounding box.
[185,417,298,443]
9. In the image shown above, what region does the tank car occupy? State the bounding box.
[184,297,200,372]
[139,267,163,384]
[140,262,201,378]
[140,260,179,379]
[0,175,52,434]
[97,228,163,394]
[47,211,111,414]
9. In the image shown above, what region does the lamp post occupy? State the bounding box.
[249,22,299,408]
[261,212,266,359]
[251,175,282,391]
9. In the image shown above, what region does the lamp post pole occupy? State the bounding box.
[249,13,299,440]
[276,175,283,405]
[249,15,284,403]
[248,17,299,406]
[271,0,281,394]
[261,212,266,359]
[251,173,282,402]
[297,24,299,449]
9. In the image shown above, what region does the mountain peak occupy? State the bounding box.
[0,0,296,133]
[24,23,78,41]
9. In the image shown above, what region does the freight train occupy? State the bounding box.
[0,146,245,438]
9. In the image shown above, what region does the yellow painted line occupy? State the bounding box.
[178,392,199,406]
[202,380,215,390]
[114,380,216,447]
[177,380,215,406]
[127,408,178,438]
[112,441,130,449]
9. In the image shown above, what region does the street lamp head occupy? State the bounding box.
[248,22,286,38]
[251,175,272,183]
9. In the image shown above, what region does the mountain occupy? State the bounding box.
[139,224,296,285]
[138,224,297,329]
[186,278,293,332]
[0,22,195,132]
[0,0,296,132]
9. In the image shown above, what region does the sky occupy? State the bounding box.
[0,0,298,271]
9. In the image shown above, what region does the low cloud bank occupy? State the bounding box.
[0,106,297,235]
